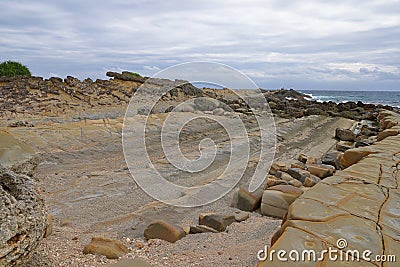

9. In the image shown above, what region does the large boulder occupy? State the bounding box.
[0,167,47,266]
[0,132,47,266]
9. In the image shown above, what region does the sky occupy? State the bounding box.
[0,0,399,90]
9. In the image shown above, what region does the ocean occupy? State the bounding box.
[298,90,400,108]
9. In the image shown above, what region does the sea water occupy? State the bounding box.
[298,90,400,108]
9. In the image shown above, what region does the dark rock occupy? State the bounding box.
[189,225,219,234]
[335,128,356,141]
[285,168,310,183]
[336,141,354,152]
[355,141,370,148]
[297,153,308,164]
[7,120,34,127]
[106,71,146,83]
[199,213,236,232]
[321,151,343,169]
[231,187,261,211]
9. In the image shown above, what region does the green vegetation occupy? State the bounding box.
[129,72,142,78]
[0,61,31,77]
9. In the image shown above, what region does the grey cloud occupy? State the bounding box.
[0,0,399,90]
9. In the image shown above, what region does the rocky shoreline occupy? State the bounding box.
[1,72,399,266]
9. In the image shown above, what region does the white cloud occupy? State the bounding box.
[0,0,399,89]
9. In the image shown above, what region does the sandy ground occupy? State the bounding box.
[4,110,354,267]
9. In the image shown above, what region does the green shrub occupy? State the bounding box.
[129,72,142,78]
[0,61,31,77]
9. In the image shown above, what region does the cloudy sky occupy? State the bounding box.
[1,0,399,90]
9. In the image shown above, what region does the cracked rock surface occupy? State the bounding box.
[259,110,400,267]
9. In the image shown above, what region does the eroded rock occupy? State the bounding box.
[144,220,186,243]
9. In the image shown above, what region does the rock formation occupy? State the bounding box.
[0,131,48,266]
[258,110,400,266]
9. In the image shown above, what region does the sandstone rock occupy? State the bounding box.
[305,157,318,165]
[297,153,308,163]
[288,179,302,187]
[335,128,355,141]
[199,213,236,232]
[377,128,399,141]
[0,167,48,266]
[259,110,400,267]
[321,151,343,169]
[189,225,219,234]
[306,164,335,178]
[336,141,354,152]
[144,220,186,243]
[265,176,288,188]
[0,133,47,267]
[285,168,310,183]
[231,187,261,211]
[269,161,288,175]
[111,258,153,267]
[260,185,303,218]
[275,171,294,181]
[340,147,377,168]
[83,237,129,259]
[290,161,307,170]
[303,174,321,187]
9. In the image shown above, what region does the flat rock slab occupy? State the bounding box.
[259,111,400,266]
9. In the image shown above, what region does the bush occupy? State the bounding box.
[0,61,31,77]
[129,72,142,78]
